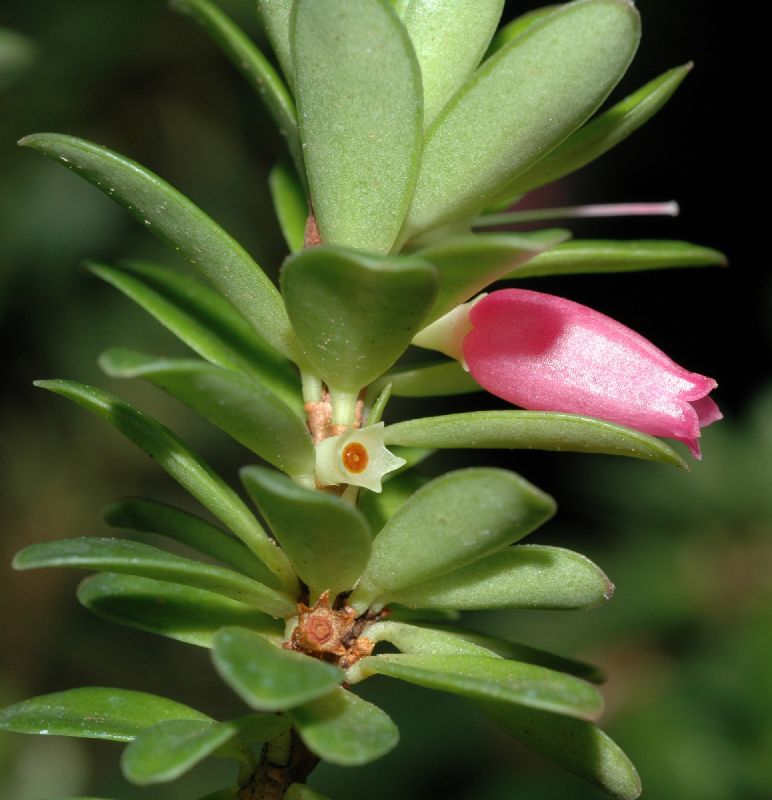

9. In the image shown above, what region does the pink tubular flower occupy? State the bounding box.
[461,289,721,458]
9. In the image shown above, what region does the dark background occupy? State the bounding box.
[2,2,768,799]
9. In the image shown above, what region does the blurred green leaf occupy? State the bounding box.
[256,0,294,85]
[78,573,283,648]
[293,0,422,252]
[170,0,303,176]
[19,134,295,358]
[0,28,37,90]
[415,230,569,324]
[241,466,372,599]
[103,497,272,584]
[485,5,559,56]
[99,349,315,481]
[281,246,437,394]
[373,360,480,398]
[402,0,641,237]
[121,715,289,785]
[269,161,308,253]
[505,239,728,279]
[212,628,344,711]
[87,260,301,409]
[384,411,689,468]
[14,537,296,617]
[350,468,555,610]
[403,0,503,126]
[34,380,297,590]
[361,654,603,719]
[481,701,641,799]
[388,545,613,610]
[286,785,333,800]
[286,689,399,766]
[0,688,209,742]
[500,64,692,198]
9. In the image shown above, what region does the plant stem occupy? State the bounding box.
[238,729,319,800]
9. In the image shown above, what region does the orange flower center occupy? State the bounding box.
[341,441,369,473]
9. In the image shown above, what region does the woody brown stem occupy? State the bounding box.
[238,729,319,800]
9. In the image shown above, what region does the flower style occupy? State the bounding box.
[417,289,721,458]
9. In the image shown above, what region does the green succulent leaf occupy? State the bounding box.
[34,380,297,590]
[286,688,399,766]
[286,785,333,800]
[14,537,296,617]
[256,0,294,85]
[480,701,641,800]
[386,545,613,610]
[350,468,555,611]
[281,246,437,394]
[384,411,689,469]
[78,573,283,648]
[360,654,603,719]
[0,688,209,742]
[121,715,290,785]
[505,239,729,279]
[415,229,570,324]
[293,0,423,253]
[213,628,344,711]
[19,134,294,358]
[269,160,308,253]
[358,470,429,532]
[403,0,504,126]
[500,63,693,199]
[86,260,300,408]
[444,629,606,684]
[170,0,303,177]
[241,466,372,599]
[372,360,480,399]
[103,497,271,584]
[402,0,641,237]
[485,5,560,56]
[364,620,496,658]
[99,349,315,482]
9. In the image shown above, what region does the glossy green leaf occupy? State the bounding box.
[0,28,36,90]
[269,161,308,253]
[256,0,294,84]
[387,606,460,623]
[364,620,496,658]
[78,573,283,648]
[505,239,728,279]
[170,0,302,176]
[0,688,209,742]
[415,229,569,323]
[387,545,613,610]
[121,715,289,785]
[384,411,689,469]
[403,0,504,126]
[86,260,300,408]
[212,627,344,711]
[358,470,429,533]
[19,134,294,357]
[481,701,641,799]
[281,247,437,394]
[444,629,605,684]
[402,0,641,238]
[241,466,371,599]
[350,468,555,610]
[485,5,559,56]
[373,360,480,399]
[501,64,692,198]
[360,654,603,719]
[99,349,315,481]
[293,0,423,253]
[286,688,399,766]
[103,497,271,584]
[15,537,296,617]
[286,785,333,800]
[34,380,297,590]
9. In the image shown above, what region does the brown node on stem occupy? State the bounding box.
[304,389,364,444]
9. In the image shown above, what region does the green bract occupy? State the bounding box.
[3,1,725,799]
